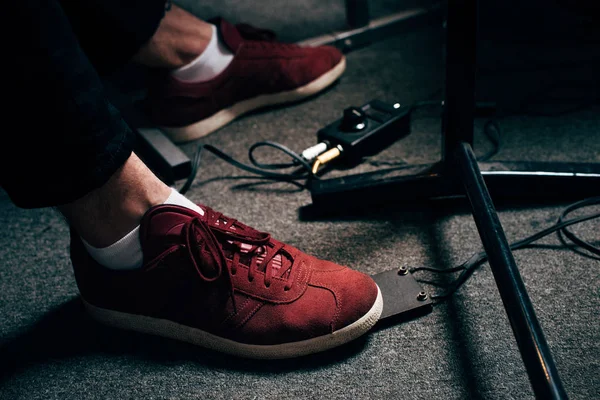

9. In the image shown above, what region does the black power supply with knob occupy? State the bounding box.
[316,99,412,166]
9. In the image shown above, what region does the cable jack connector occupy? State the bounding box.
[312,145,344,174]
[301,141,330,162]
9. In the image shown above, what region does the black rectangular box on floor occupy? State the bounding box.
[135,127,192,185]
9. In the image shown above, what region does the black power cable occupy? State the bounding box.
[413,196,600,304]
[247,141,314,172]
[178,142,316,195]
[557,196,600,258]
[476,119,502,162]
[177,97,504,195]
[173,96,597,304]
[177,98,444,194]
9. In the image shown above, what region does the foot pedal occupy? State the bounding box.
[371,267,433,328]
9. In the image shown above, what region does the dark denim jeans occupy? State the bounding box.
[1,0,166,208]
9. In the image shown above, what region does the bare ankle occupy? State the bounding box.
[58,152,172,247]
[132,4,214,69]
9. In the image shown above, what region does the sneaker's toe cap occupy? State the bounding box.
[310,259,380,332]
[319,45,344,67]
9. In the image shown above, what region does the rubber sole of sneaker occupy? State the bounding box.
[160,56,347,143]
[81,284,382,359]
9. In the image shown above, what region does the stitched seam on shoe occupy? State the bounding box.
[312,266,345,273]
[233,302,264,331]
[223,296,253,324]
[307,282,341,333]
[237,284,308,304]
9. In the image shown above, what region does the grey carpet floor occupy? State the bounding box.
[1,1,599,399]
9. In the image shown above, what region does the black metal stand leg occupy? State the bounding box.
[297,2,444,52]
[442,0,477,156]
[345,0,370,29]
[442,0,567,396]
[306,0,587,397]
[455,142,568,399]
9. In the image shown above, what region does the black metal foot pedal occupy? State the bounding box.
[371,267,433,328]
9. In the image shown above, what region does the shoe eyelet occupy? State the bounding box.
[265,282,271,288]
[248,277,254,283]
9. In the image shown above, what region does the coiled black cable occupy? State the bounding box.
[413,196,600,303]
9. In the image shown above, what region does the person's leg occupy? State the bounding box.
[58,0,173,75]
[1,0,179,255]
[130,4,215,70]
[56,153,171,248]
[58,1,228,75]
[136,6,347,143]
[2,0,379,359]
[58,1,345,143]
[1,0,137,208]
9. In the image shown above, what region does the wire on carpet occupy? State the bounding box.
[412,196,600,304]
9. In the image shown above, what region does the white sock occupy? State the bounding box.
[171,24,234,83]
[82,188,204,270]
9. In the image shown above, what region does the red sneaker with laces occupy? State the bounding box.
[144,18,346,143]
[70,204,382,359]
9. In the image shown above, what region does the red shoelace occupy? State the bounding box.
[146,207,294,306]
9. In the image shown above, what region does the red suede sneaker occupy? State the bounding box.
[70,204,382,359]
[144,18,346,143]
